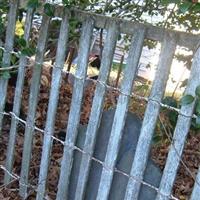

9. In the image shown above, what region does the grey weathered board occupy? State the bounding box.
[66,109,162,200]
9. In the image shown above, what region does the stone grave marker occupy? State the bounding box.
[67,108,162,200]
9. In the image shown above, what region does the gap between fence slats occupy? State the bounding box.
[190,166,200,200]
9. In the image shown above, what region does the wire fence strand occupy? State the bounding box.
[0,46,197,120]
[0,110,180,200]
[0,44,197,200]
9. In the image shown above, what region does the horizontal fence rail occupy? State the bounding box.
[0,3,200,200]
[34,4,200,50]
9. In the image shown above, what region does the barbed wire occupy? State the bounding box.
[0,110,179,200]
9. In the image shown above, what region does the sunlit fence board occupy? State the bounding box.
[191,166,200,200]
[156,46,200,200]
[124,31,177,200]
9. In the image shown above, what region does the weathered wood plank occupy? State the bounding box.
[19,14,51,198]
[156,47,200,200]
[190,166,200,200]
[36,9,69,200]
[124,31,177,200]
[74,21,119,200]
[0,0,18,134]
[96,27,146,200]
[49,7,200,50]
[70,9,198,50]
[56,18,94,200]
[33,6,200,49]
[4,8,34,185]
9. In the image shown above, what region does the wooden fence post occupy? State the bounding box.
[19,14,51,198]
[56,17,94,200]
[36,9,69,200]
[4,7,34,185]
[0,0,18,134]
[124,31,177,200]
[156,46,200,200]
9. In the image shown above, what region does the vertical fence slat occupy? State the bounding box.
[156,47,200,200]
[0,0,18,134]
[19,14,51,198]
[124,31,177,200]
[4,8,34,185]
[190,166,200,200]
[36,10,69,200]
[56,18,94,200]
[74,21,119,200]
[96,27,146,200]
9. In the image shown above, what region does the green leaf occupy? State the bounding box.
[195,85,200,98]
[191,119,200,130]
[162,96,178,108]
[192,3,200,12]
[44,3,55,17]
[1,71,11,79]
[11,55,17,65]
[179,2,192,13]
[27,0,41,9]
[152,134,162,144]
[168,111,178,125]
[161,0,180,5]
[21,47,35,56]
[195,101,200,115]
[62,0,71,7]
[196,115,200,125]
[180,94,194,105]
[18,38,27,47]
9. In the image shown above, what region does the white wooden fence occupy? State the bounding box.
[0,1,200,200]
